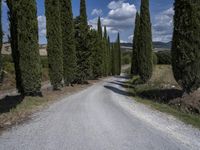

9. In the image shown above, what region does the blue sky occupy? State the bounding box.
[2,0,174,44]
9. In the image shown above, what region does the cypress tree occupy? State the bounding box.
[80,0,88,27]
[16,0,42,96]
[6,0,23,93]
[97,17,102,39]
[97,17,104,76]
[116,33,121,75]
[75,0,91,82]
[138,0,153,82]
[131,12,140,75]
[88,29,102,78]
[108,36,112,75]
[172,0,200,93]
[103,26,107,39]
[103,26,108,76]
[45,0,63,90]
[0,0,2,83]
[60,0,77,86]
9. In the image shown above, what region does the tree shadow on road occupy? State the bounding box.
[0,95,24,114]
[107,81,183,104]
[108,81,135,89]
[104,85,135,97]
[114,75,131,80]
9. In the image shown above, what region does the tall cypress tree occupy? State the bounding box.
[76,0,91,82]
[131,12,140,75]
[138,0,153,82]
[116,33,121,75]
[103,26,107,39]
[45,0,63,90]
[97,17,102,39]
[108,36,112,75]
[6,0,23,93]
[88,29,102,78]
[172,0,200,93]
[97,17,104,76]
[60,0,77,86]
[80,0,88,27]
[0,0,2,83]
[103,26,108,76]
[16,0,42,96]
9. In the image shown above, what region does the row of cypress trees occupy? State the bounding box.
[47,0,121,85]
[131,0,153,83]
[3,0,121,96]
[97,17,121,76]
[131,0,200,94]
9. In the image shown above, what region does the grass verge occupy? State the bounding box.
[125,65,200,129]
[133,96,200,129]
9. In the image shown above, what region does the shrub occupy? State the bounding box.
[153,52,158,65]
[156,51,171,65]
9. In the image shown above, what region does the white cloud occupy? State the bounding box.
[108,2,136,20]
[108,0,125,10]
[120,40,128,43]
[91,9,103,16]
[89,2,174,43]
[128,35,133,42]
[89,0,137,37]
[37,15,46,37]
[153,7,174,42]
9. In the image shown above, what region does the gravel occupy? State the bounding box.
[0,77,199,150]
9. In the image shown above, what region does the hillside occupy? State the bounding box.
[121,41,172,50]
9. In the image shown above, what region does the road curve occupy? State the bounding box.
[0,77,200,150]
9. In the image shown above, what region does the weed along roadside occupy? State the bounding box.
[123,65,200,129]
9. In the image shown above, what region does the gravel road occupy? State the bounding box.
[0,77,200,150]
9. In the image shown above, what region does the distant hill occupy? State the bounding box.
[153,41,172,49]
[121,41,172,50]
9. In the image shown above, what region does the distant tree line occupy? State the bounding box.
[131,0,200,94]
[0,0,121,97]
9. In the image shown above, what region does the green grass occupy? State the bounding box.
[133,96,200,129]
[11,97,47,113]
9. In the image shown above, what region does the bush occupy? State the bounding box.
[2,55,13,63]
[156,51,171,64]
[4,62,15,74]
[40,56,48,68]
[122,51,131,65]
[122,55,131,65]
[153,53,158,65]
